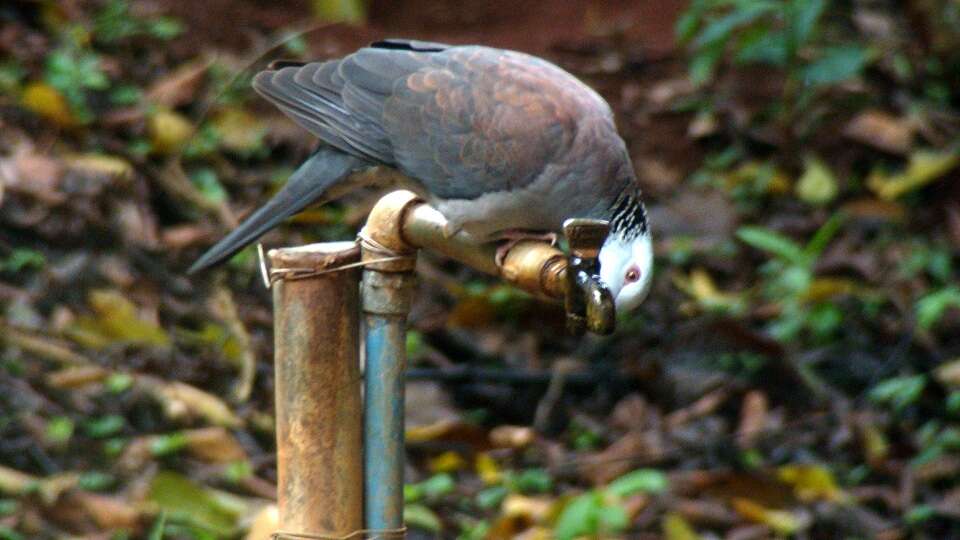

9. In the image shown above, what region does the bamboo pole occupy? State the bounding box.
[269,241,363,537]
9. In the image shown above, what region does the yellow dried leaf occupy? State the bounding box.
[723,161,791,195]
[67,289,170,349]
[502,494,553,523]
[212,107,265,154]
[672,268,742,312]
[184,427,248,463]
[867,149,960,200]
[64,153,133,184]
[795,156,838,205]
[405,419,457,443]
[475,452,502,485]
[0,464,38,495]
[45,365,109,389]
[428,451,466,473]
[777,464,846,503]
[512,526,553,540]
[21,82,76,127]
[662,512,701,540]
[860,422,890,466]
[149,108,195,155]
[803,278,859,303]
[731,498,806,536]
[147,379,242,427]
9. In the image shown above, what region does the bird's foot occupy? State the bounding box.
[494,230,559,267]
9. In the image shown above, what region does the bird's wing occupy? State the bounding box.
[255,40,611,200]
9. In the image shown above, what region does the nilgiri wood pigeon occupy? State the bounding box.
[188,39,653,313]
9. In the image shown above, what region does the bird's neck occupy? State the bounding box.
[607,186,648,241]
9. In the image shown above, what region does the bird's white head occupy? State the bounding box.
[598,231,653,315]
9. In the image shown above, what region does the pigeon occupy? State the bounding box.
[188,39,653,313]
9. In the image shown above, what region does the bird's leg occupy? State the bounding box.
[494,230,559,267]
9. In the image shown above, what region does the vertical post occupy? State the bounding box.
[362,270,416,530]
[270,242,363,537]
[359,191,420,532]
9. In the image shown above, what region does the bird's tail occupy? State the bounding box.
[188,146,368,274]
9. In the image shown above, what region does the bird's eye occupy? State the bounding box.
[625,267,640,283]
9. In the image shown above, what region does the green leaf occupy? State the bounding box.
[0,526,25,540]
[803,212,846,259]
[404,504,441,533]
[507,468,553,494]
[801,46,870,87]
[693,2,776,48]
[420,473,455,501]
[555,492,604,540]
[606,469,669,497]
[312,0,366,24]
[148,511,166,540]
[109,84,142,105]
[689,42,725,86]
[79,471,115,491]
[905,504,936,525]
[870,375,927,411]
[151,432,189,456]
[105,373,134,393]
[84,415,125,438]
[45,416,74,445]
[946,392,960,416]
[916,287,960,330]
[737,226,807,266]
[789,0,826,46]
[735,24,788,66]
[148,17,184,40]
[188,168,227,204]
[148,471,244,533]
[1,249,45,273]
[475,486,508,510]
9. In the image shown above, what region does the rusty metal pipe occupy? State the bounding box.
[364,190,568,300]
[269,242,363,537]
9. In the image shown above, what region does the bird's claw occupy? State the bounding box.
[494,231,559,268]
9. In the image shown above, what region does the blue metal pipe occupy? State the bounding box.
[361,269,416,531]
[363,313,406,530]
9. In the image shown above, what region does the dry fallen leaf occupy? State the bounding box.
[148,108,195,155]
[736,390,768,448]
[146,60,209,107]
[777,464,846,503]
[184,427,248,463]
[867,149,960,200]
[139,377,242,428]
[73,492,140,529]
[843,110,915,155]
[731,497,808,536]
[489,425,535,449]
[20,82,77,127]
[934,358,960,388]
